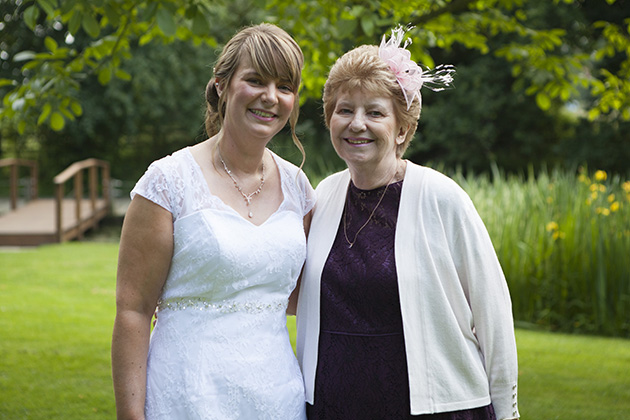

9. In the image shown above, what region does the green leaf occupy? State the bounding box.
[59,0,76,15]
[44,36,58,53]
[512,64,522,77]
[98,66,112,85]
[114,69,132,81]
[17,120,27,135]
[22,61,39,70]
[588,108,601,121]
[0,79,14,88]
[68,10,82,35]
[68,58,83,72]
[103,4,120,27]
[37,103,52,125]
[36,0,56,16]
[50,112,65,131]
[143,2,158,19]
[360,15,374,36]
[82,13,100,38]
[191,13,209,37]
[70,101,83,116]
[185,5,197,19]
[536,92,551,110]
[349,5,365,17]
[24,5,40,30]
[337,18,357,39]
[60,106,75,120]
[139,32,153,46]
[156,7,176,37]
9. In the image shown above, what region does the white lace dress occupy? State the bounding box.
[131,147,314,420]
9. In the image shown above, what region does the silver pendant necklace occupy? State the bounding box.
[219,152,265,218]
[343,167,398,248]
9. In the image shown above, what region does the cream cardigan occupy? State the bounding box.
[296,162,519,420]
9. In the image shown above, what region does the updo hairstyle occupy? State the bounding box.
[204,23,306,163]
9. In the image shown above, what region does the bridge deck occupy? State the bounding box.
[0,198,108,246]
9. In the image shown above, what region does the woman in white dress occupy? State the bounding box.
[111,23,314,420]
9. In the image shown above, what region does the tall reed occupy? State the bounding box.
[452,166,630,337]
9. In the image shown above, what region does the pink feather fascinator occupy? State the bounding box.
[378,26,456,110]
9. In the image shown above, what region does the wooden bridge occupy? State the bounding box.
[0,158,110,246]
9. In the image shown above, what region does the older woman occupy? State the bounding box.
[112,24,313,420]
[296,28,519,420]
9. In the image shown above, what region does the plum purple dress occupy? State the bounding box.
[306,180,496,420]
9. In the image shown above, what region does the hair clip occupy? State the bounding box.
[378,25,455,109]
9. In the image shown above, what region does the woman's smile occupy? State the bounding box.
[345,137,373,145]
[250,108,278,121]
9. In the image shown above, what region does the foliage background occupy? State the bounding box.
[1,0,630,187]
[1,2,630,415]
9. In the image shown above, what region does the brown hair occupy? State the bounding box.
[205,23,306,164]
[322,45,421,158]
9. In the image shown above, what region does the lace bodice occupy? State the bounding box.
[131,147,314,419]
[132,148,314,306]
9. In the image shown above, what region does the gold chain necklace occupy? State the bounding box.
[219,152,265,218]
[343,169,397,249]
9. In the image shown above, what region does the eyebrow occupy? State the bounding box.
[240,69,261,78]
[336,100,389,109]
[336,100,353,107]
[241,70,294,86]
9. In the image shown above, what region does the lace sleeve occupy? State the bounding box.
[296,169,316,216]
[130,161,174,214]
[269,150,316,216]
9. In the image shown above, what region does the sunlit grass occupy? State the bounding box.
[515,328,630,419]
[0,243,117,419]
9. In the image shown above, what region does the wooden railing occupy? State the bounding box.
[0,158,38,210]
[53,158,110,242]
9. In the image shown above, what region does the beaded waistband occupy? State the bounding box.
[157,297,287,314]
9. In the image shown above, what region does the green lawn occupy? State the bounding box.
[514,328,630,418]
[1,242,629,419]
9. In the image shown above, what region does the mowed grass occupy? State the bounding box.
[514,328,630,418]
[0,243,118,418]
[1,243,629,419]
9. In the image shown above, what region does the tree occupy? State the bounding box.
[0,0,230,136]
[0,0,271,190]
[270,0,630,119]
[1,0,629,136]
[406,0,630,174]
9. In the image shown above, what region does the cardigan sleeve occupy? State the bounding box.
[439,178,520,420]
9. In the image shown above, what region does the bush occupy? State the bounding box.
[454,166,630,337]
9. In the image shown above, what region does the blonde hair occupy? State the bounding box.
[205,23,306,165]
[322,45,421,158]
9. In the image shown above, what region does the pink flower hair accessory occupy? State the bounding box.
[378,26,456,110]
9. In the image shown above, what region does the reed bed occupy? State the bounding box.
[452,166,630,337]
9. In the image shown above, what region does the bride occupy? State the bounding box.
[111,23,313,420]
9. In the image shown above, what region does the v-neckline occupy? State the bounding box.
[185,147,287,227]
